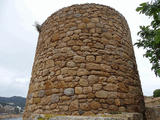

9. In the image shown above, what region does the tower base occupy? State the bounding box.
[25,113,143,120]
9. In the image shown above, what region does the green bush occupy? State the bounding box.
[153,89,160,97]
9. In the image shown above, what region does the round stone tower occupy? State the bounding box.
[23,3,145,119]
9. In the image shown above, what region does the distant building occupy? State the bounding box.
[4,105,14,113]
[8,103,14,105]
[0,104,3,108]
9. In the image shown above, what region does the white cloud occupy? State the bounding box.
[0,67,29,97]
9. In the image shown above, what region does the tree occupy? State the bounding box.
[135,0,160,77]
[153,89,160,97]
[14,107,19,114]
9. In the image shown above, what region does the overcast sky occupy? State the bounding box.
[0,0,159,97]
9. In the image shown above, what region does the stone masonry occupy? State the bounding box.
[23,3,146,119]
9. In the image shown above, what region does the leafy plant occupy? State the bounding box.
[109,111,122,114]
[34,22,41,33]
[135,0,160,77]
[37,117,44,120]
[153,89,160,97]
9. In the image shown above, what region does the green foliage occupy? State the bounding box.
[37,114,52,120]
[34,22,41,33]
[37,117,45,120]
[109,111,122,114]
[135,0,160,77]
[14,107,20,114]
[153,89,160,97]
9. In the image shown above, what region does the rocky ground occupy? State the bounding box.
[0,114,22,119]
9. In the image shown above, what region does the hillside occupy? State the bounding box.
[0,96,26,108]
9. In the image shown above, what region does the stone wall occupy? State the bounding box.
[144,96,160,120]
[146,107,160,120]
[145,96,160,107]
[23,3,145,119]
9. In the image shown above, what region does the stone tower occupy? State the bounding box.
[23,3,145,120]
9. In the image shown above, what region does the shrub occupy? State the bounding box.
[34,22,41,33]
[153,89,160,97]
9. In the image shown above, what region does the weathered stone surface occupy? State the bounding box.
[108,76,117,83]
[46,59,54,68]
[78,95,87,99]
[109,105,118,111]
[94,42,104,49]
[95,90,109,98]
[82,17,90,23]
[88,93,95,98]
[107,92,117,99]
[60,96,70,101]
[61,106,69,111]
[93,84,102,91]
[83,111,95,116]
[73,56,85,63]
[38,90,45,98]
[115,99,121,106]
[64,76,73,82]
[103,83,118,91]
[64,88,74,96]
[87,23,95,28]
[88,75,98,84]
[78,23,86,29]
[118,83,129,92]
[91,18,99,23]
[80,103,89,110]
[50,104,57,109]
[89,28,95,33]
[69,100,78,111]
[42,69,49,76]
[75,87,83,94]
[72,46,80,51]
[66,61,76,67]
[119,107,126,112]
[83,87,92,93]
[79,78,88,87]
[33,98,41,104]
[66,31,73,36]
[50,94,59,104]
[86,55,95,62]
[89,101,101,110]
[45,90,52,96]
[96,56,102,62]
[74,13,81,17]
[41,96,51,105]
[102,32,112,39]
[81,46,90,51]
[52,33,59,41]
[77,68,89,76]
[86,63,101,70]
